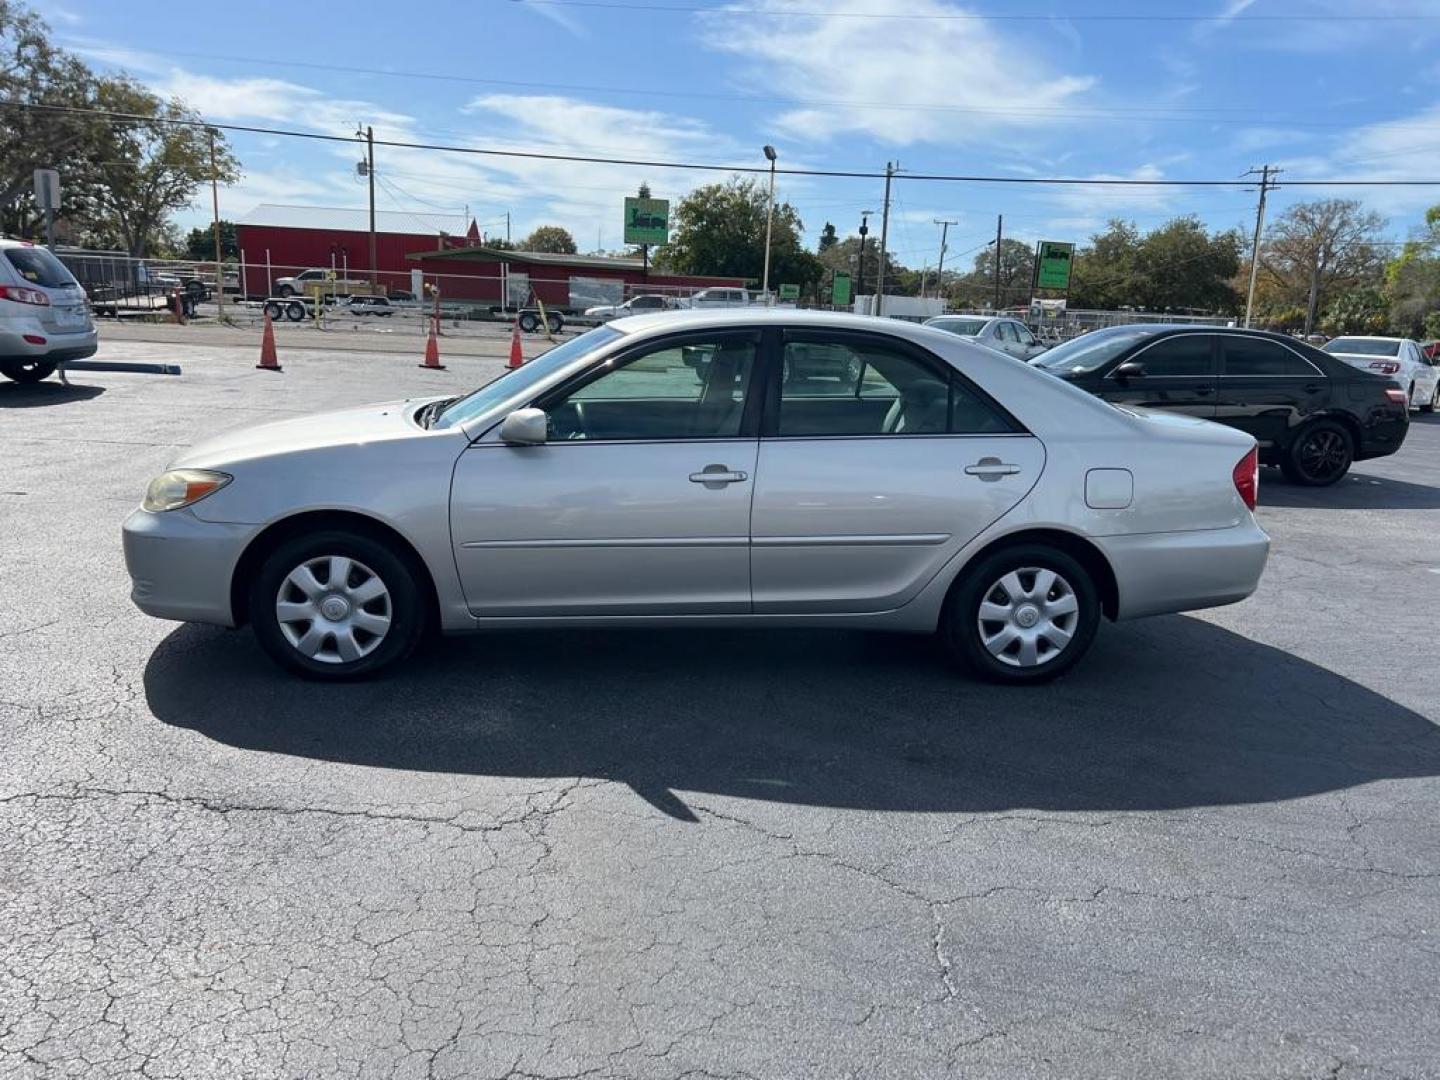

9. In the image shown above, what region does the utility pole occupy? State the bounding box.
[506,211,512,245]
[875,161,897,317]
[209,129,224,320]
[993,214,1003,312]
[933,218,955,303]
[365,126,376,289]
[1243,164,1279,329]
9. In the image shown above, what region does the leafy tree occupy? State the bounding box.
[1321,288,1388,335]
[1261,199,1386,334]
[1068,219,1141,310]
[185,220,238,261]
[520,225,577,254]
[817,221,837,253]
[948,238,1034,308]
[1130,216,1241,313]
[655,176,822,289]
[816,235,905,297]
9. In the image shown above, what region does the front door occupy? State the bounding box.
[751,330,1044,613]
[450,332,760,616]
[1099,332,1218,418]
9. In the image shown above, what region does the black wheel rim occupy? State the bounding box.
[1298,429,1348,481]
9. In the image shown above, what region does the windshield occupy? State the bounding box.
[1033,327,1155,374]
[930,318,988,336]
[432,324,624,430]
[1324,337,1400,357]
[4,246,78,288]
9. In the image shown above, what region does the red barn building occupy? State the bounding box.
[233,204,747,309]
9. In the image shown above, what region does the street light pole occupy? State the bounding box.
[855,210,872,308]
[761,145,777,305]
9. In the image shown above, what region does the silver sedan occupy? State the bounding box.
[123,310,1269,683]
[924,314,1048,362]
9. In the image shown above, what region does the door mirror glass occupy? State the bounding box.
[1114,361,1146,381]
[499,407,549,445]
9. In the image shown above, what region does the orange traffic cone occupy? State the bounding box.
[419,327,446,370]
[507,320,524,370]
[256,311,282,371]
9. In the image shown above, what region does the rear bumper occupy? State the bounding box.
[1354,406,1409,461]
[1097,519,1270,620]
[0,325,98,361]
[122,507,255,626]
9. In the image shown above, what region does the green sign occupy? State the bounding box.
[831,271,852,307]
[1035,241,1074,291]
[778,283,800,301]
[623,197,669,246]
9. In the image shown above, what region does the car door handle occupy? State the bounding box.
[964,458,1021,481]
[689,465,749,487]
[1304,383,1325,393]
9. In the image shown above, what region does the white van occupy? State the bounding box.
[0,239,98,384]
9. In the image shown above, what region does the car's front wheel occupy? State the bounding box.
[1280,419,1352,486]
[249,531,426,679]
[940,544,1101,684]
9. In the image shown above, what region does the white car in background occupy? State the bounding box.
[0,238,97,384]
[925,314,1048,362]
[584,294,681,321]
[685,287,751,309]
[1322,335,1439,412]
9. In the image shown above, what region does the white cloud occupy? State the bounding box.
[699,0,1096,146]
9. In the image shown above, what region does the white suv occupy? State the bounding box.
[1322,335,1440,412]
[686,287,751,308]
[0,239,97,384]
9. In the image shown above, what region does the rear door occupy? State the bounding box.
[750,328,1043,613]
[1099,332,1218,417]
[1216,333,1327,451]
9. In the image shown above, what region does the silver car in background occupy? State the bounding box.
[925,314,1048,362]
[0,238,97,384]
[123,310,1269,683]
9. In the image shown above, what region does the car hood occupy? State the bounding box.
[170,398,446,470]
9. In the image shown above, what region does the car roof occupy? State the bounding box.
[614,308,924,335]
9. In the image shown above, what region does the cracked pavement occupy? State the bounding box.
[1,342,1437,1078]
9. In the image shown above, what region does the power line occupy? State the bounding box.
[9,100,1440,186]
[516,0,1440,22]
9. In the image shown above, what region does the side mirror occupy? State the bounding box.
[1113,361,1146,382]
[498,407,548,445]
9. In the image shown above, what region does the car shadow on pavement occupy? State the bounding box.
[1258,471,1440,510]
[0,381,105,408]
[143,614,1440,820]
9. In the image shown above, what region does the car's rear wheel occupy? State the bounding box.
[1423,383,1438,414]
[249,531,426,680]
[276,284,295,297]
[0,358,57,384]
[940,545,1101,684]
[285,300,306,322]
[1280,420,1353,486]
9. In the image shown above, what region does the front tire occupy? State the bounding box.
[518,312,539,333]
[940,545,1101,684]
[249,530,426,680]
[0,358,57,384]
[1280,420,1353,486]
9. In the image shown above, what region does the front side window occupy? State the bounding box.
[546,336,756,441]
[1129,335,1214,377]
[1223,337,1318,376]
[776,337,1014,437]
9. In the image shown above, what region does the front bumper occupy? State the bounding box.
[1098,519,1271,621]
[122,507,257,626]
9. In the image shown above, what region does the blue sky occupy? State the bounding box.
[38,0,1440,271]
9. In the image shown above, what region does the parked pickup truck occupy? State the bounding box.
[272,269,370,298]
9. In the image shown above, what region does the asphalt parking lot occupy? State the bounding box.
[2,341,1437,1079]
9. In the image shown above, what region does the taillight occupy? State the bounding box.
[1233,446,1258,511]
[1368,360,1400,375]
[1385,388,1408,404]
[0,284,51,306]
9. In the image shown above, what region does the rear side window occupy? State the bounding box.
[1223,337,1318,376]
[776,337,1017,436]
[4,246,77,288]
[1132,335,1214,377]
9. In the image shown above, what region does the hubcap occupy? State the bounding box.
[275,555,391,664]
[977,567,1080,668]
[1298,430,1347,480]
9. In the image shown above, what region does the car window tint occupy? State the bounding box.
[1223,337,1317,376]
[1134,335,1213,376]
[777,339,1013,436]
[4,246,76,288]
[996,323,1018,343]
[553,338,756,440]
[1016,324,1038,345]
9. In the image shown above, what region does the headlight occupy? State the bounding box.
[142,469,232,512]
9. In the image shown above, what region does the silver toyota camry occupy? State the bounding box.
[123,310,1270,684]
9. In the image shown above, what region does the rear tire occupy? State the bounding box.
[262,300,283,321]
[939,544,1101,685]
[248,530,426,680]
[546,313,564,334]
[1422,383,1438,414]
[1280,419,1353,486]
[285,300,306,322]
[0,358,57,384]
